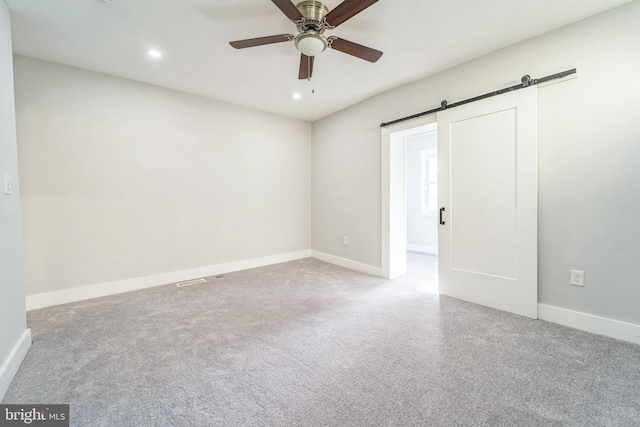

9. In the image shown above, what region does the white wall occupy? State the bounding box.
[405,133,437,254]
[0,0,30,400]
[14,56,311,300]
[312,2,640,325]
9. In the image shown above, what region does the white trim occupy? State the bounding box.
[26,250,311,310]
[406,244,438,255]
[0,328,32,401]
[311,250,384,277]
[538,304,640,346]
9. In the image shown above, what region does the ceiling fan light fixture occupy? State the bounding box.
[294,31,327,56]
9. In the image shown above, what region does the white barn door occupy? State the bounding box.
[437,87,537,319]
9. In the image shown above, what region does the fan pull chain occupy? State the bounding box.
[307,55,314,94]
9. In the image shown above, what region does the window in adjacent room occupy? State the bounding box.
[420,148,438,216]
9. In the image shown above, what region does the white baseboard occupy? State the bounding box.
[406,244,438,255]
[0,328,32,401]
[26,250,312,311]
[538,304,640,346]
[311,250,384,277]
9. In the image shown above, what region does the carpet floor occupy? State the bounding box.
[3,257,640,426]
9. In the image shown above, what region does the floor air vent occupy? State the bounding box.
[176,278,206,288]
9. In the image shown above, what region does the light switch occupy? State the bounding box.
[4,174,12,195]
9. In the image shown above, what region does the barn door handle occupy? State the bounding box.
[439,207,445,225]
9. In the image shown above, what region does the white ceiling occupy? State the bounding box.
[6,0,632,121]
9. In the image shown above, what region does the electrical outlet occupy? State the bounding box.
[343,236,348,245]
[570,270,584,287]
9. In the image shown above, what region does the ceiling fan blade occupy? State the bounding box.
[271,0,304,21]
[325,0,378,27]
[229,34,293,49]
[298,54,314,80]
[329,37,383,62]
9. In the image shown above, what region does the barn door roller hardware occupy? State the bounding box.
[380,68,577,128]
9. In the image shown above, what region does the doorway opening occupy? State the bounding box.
[405,130,438,292]
[381,118,438,292]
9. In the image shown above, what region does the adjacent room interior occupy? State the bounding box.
[1,0,640,425]
[404,125,439,293]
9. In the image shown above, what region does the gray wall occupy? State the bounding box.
[311,2,640,325]
[14,56,311,297]
[0,0,29,399]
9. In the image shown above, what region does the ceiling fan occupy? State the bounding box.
[229,0,383,80]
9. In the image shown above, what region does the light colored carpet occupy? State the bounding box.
[4,257,640,426]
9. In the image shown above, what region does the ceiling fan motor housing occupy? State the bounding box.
[296,1,329,23]
[294,1,329,56]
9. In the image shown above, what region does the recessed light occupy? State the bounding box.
[292,93,301,99]
[147,50,162,59]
